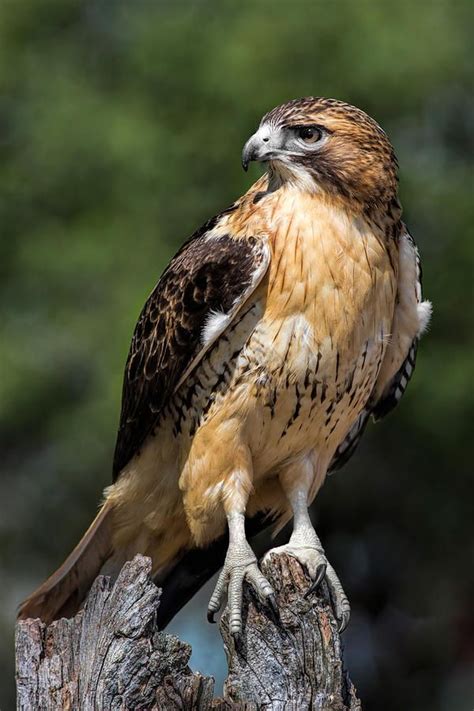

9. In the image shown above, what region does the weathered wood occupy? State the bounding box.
[15,554,360,710]
[15,556,215,711]
[220,554,361,710]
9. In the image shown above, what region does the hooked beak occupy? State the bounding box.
[241,128,279,171]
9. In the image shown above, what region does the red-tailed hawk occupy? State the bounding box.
[19,97,431,635]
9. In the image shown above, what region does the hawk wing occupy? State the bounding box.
[329,229,431,472]
[370,229,431,417]
[113,216,270,479]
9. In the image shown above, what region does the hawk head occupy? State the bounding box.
[242,97,400,215]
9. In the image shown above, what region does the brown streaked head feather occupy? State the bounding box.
[255,97,401,224]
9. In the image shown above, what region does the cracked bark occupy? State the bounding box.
[15,554,361,710]
[220,553,361,710]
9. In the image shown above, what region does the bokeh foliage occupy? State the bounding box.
[1,1,473,708]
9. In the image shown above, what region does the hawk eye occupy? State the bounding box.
[296,126,322,144]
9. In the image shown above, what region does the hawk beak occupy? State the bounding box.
[241,137,257,172]
[241,131,274,171]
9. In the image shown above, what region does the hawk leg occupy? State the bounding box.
[264,479,351,632]
[207,511,275,635]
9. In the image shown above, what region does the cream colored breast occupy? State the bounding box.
[263,189,397,369]
[237,189,398,475]
[172,188,397,481]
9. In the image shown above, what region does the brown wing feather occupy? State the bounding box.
[113,221,270,479]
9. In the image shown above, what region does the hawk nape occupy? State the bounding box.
[19,97,431,635]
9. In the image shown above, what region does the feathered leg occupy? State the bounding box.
[206,472,276,635]
[264,458,351,632]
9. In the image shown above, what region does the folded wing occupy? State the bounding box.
[113,221,270,479]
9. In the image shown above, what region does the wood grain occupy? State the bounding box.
[16,554,360,710]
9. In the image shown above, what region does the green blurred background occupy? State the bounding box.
[1,1,473,708]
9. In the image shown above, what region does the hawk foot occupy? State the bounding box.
[264,544,351,632]
[207,541,275,636]
[264,542,327,581]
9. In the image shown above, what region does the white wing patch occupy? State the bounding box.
[202,311,232,345]
[417,300,432,335]
[174,239,271,394]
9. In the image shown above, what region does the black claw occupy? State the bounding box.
[314,563,327,587]
[304,563,327,598]
[207,609,217,624]
[338,611,350,633]
[267,593,280,622]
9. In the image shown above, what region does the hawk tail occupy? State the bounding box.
[18,510,284,628]
[17,502,114,624]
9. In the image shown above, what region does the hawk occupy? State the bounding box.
[19,97,431,635]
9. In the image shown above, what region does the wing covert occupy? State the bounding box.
[113,224,270,479]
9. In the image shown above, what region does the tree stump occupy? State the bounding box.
[220,554,360,710]
[15,554,360,710]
